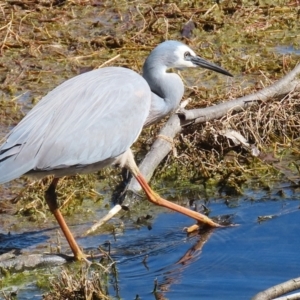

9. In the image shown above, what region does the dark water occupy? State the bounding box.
[102,194,299,300]
[1,183,299,300]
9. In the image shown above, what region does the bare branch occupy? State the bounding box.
[252,277,300,300]
[179,64,300,125]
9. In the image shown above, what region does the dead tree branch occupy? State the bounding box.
[180,64,300,125]
[252,276,300,300]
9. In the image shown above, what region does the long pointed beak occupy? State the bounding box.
[191,56,233,77]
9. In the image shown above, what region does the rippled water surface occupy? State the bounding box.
[101,190,299,299]
[4,182,299,300]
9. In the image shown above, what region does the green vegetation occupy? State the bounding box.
[0,0,299,298]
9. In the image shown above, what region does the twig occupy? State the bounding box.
[252,277,300,300]
[83,204,122,236]
[0,12,13,54]
[97,54,120,69]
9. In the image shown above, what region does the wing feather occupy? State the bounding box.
[0,67,151,183]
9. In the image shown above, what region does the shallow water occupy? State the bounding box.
[102,190,300,300]
[2,181,299,300]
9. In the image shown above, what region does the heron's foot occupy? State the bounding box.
[74,249,88,262]
[184,222,220,234]
[73,250,107,263]
[185,223,201,233]
[185,219,237,233]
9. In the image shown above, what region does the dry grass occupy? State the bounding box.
[43,266,110,300]
[191,90,300,150]
[0,0,300,295]
[0,0,298,219]
[152,89,300,193]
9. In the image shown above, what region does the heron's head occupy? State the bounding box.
[149,40,233,77]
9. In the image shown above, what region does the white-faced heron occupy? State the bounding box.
[0,40,232,260]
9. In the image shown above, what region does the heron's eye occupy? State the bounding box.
[184,51,191,59]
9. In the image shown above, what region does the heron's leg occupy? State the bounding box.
[45,178,86,260]
[134,173,221,227]
[124,150,221,228]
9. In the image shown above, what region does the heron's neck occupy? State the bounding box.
[142,64,184,115]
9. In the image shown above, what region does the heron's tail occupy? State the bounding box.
[0,146,34,184]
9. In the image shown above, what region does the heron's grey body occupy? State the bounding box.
[0,40,232,184]
[0,68,151,182]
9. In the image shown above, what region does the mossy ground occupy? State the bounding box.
[0,0,300,298]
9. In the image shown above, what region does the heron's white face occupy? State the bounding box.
[173,45,197,69]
